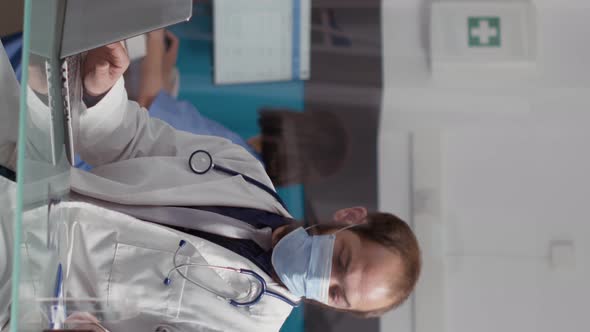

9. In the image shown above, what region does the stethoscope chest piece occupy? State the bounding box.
[189,150,213,174]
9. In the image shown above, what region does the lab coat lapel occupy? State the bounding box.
[70,193,275,251]
[70,165,291,218]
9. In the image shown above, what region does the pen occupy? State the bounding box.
[50,263,64,330]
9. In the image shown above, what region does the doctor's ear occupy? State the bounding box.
[333,207,368,225]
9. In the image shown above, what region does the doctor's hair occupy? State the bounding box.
[258,109,349,187]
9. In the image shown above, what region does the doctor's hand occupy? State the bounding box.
[137,30,165,108]
[65,312,110,332]
[83,42,130,98]
[136,29,180,108]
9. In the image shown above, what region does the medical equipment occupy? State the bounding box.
[163,240,300,308]
[189,150,287,210]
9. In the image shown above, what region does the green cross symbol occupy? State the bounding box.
[468,17,501,47]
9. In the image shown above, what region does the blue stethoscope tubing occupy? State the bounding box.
[164,240,300,308]
[188,150,287,211]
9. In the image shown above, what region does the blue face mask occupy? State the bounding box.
[271,227,335,304]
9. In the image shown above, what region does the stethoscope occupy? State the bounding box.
[163,240,301,308]
[188,150,287,210]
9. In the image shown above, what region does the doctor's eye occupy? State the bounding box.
[338,256,345,271]
[329,285,341,303]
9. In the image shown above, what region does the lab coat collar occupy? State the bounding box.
[70,168,293,219]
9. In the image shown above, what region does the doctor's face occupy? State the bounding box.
[313,207,420,316]
[322,223,404,313]
[273,207,420,316]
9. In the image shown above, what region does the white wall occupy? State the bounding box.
[435,127,590,332]
[379,1,590,331]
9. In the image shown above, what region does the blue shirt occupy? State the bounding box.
[1,32,23,82]
[149,91,259,158]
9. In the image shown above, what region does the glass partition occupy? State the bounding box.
[5,1,384,332]
[11,1,194,331]
[12,0,80,330]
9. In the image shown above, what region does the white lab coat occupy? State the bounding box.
[63,78,291,217]
[0,184,298,332]
[0,44,297,331]
[0,43,18,332]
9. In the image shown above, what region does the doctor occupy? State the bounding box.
[0,41,421,332]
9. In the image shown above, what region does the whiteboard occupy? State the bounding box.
[213,0,310,85]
